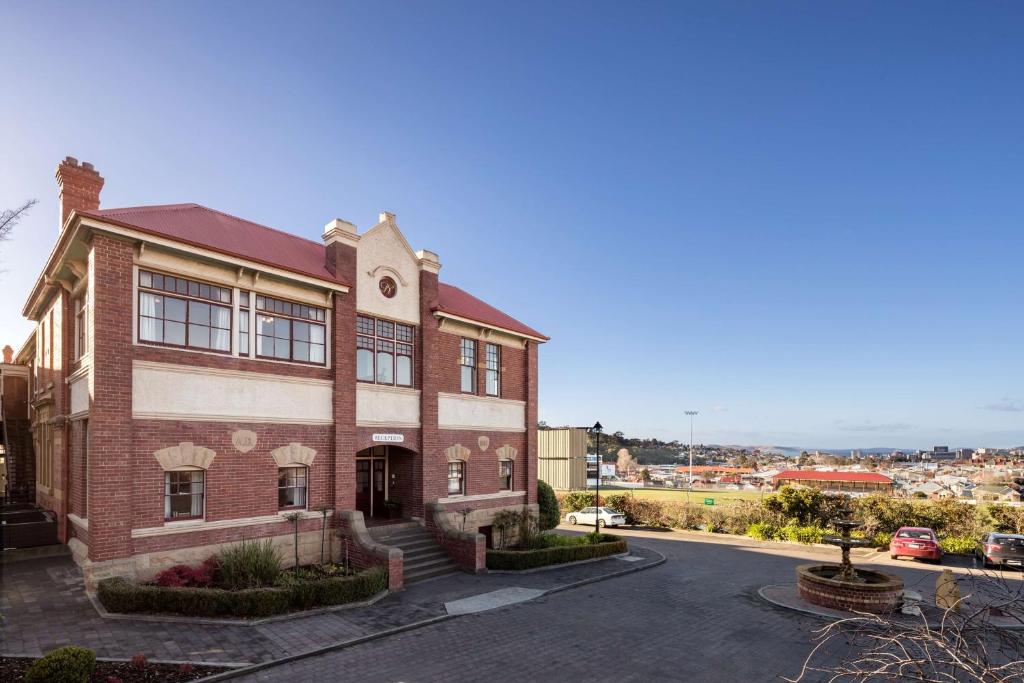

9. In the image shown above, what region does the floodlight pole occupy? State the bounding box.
[685,411,698,505]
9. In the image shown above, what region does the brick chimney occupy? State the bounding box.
[2,345,12,364]
[55,156,104,229]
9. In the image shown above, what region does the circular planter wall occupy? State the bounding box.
[796,563,903,614]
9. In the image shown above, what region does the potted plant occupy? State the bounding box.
[383,499,403,520]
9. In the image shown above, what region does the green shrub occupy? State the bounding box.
[746,522,779,541]
[870,531,892,548]
[781,523,825,545]
[24,646,96,683]
[537,480,561,530]
[487,535,626,570]
[604,493,667,527]
[97,567,387,618]
[940,535,976,555]
[561,490,597,512]
[217,538,282,590]
[987,504,1024,534]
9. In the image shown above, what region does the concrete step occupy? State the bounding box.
[384,532,435,546]
[405,555,457,572]
[405,562,459,584]
[403,548,447,563]
[389,537,437,552]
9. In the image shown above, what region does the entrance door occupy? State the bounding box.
[355,460,372,516]
[372,459,386,517]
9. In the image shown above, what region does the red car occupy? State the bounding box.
[890,527,942,563]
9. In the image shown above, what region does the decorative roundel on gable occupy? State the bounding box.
[379,276,397,298]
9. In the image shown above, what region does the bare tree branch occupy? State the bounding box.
[0,198,38,242]
[785,569,1024,683]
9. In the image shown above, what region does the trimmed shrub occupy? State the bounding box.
[218,539,282,590]
[97,567,387,618]
[940,535,976,555]
[538,480,561,530]
[487,535,627,570]
[154,560,215,588]
[25,646,96,683]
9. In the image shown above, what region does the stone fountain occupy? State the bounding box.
[796,501,904,613]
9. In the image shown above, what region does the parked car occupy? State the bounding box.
[564,507,626,528]
[890,527,942,563]
[975,533,1024,569]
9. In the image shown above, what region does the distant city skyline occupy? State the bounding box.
[3,2,1024,447]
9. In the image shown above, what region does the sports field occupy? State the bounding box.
[590,486,767,506]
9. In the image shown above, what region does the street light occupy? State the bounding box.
[685,411,698,505]
[592,421,603,534]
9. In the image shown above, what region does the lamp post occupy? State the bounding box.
[685,411,698,505]
[592,421,603,533]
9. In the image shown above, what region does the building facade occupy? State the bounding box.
[18,157,547,588]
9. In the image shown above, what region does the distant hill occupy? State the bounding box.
[755,446,909,458]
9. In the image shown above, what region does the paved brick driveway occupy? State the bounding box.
[231,528,1020,682]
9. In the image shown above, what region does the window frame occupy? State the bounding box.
[74,295,88,360]
[460,338,477,394]
[447,461,465,496]
[255,294,327,366]
[164,469,205,521]
[137,270,233,355]
[356,314,415,387]
[485,342,500,397]
[499,459,513,491]
[277,465,309,510]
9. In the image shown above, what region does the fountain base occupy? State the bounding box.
[796,564,904,614]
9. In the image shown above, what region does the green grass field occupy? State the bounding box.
[591,486,766,506]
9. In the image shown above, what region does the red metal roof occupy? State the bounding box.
[81,203,546,340]
[773,470,893,484]
[435,283,548,340]
[81,203,349,286]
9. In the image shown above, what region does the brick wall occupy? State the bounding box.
[434,332,527,402]
[130,420,333,532]
[88,234,135,562]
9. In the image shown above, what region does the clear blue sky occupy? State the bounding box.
[2,2,1023,450]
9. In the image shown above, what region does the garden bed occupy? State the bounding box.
[0,655,228,682]
[486,533,628,571]
[98,566,388,619]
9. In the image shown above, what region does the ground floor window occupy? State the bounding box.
[499,460,513,490]
[278,466,308,509]
[448,461,465,496]
[165,470,204,520]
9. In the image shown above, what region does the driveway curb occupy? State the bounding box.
[194,545,667,682]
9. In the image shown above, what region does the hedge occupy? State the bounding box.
[487,536,627,570]
[98,567,388,618]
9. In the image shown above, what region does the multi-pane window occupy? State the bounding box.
[278,466,308,509]
[74,295,89,359]
[139,270,231,352]
[448,461,465,496]
[164,470,204,520]
[485,343,500,396]
[460,339,477,393]
[499,460,513,490]
[255,295,326,365]
[238,291,250,357]
[356,315,414,386]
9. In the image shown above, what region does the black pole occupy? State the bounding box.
[593,421,603,535]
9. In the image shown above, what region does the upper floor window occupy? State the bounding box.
[139,270,231,353]
[460,338,476,393]
[74,295,89,359]
[356,315,414,386]
[485,343,500,396]
[238,292,250,357]
[256,295,326,365]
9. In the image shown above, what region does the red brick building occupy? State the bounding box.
[15,157,546,589]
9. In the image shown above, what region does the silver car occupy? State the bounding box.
[564,506,626,528]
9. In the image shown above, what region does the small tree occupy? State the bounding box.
[315,505,330,565]
[283,512,302,573]
[537,480,560,530]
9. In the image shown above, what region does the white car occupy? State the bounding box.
[564,506,626,528]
